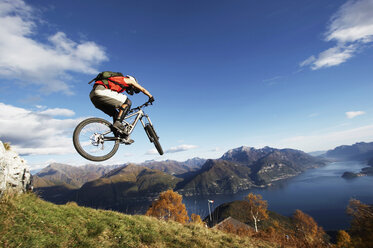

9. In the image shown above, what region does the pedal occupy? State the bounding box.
[121,138,134,145]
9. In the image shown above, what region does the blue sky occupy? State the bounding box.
[0,0,373,169]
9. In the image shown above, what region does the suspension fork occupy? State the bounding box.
[140,114,153,128]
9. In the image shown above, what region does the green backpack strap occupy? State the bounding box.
[101,79,110,88]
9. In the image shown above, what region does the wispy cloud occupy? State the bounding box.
[345,110,366,119]
[0,102,83,155]
[308,112,319,118]
[209,147,220,152]
[262,76,283,83]
[165,144,197,154]
[274,124,373,152]
[300,0,373,70]
[262,76,283,86]
[299,56,316,67]
[0,0,107,94]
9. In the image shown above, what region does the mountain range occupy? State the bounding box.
[138,157,206,175]
[177,146,326,195]
[323,142,373,161]
[33,163,122,188]
[326,142,373,178]
[33,146,327,213]
[33,158,204,206]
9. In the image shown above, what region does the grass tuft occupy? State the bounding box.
[3,142,11,151]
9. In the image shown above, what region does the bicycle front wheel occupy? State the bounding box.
[144,123,164,155]
[73,118,120,161]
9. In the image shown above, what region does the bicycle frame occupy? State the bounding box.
[121,108,153,135]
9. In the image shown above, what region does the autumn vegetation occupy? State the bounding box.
[217,194,328,247]
[245,192,269,232]
[145,190,373,248]
[339,199,373,248]
[213,194,373,248]
[146,189,190,224]
[145,191,332,247]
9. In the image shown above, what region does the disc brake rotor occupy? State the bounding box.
[90,133,105,149]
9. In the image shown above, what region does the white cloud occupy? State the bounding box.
[0,0,107,94]
[165,144,197,153]
[145,148,158,155]
[326,0,373,43]
[0,102,84,155]
[345,110,366,119]
[38,108,75,117]
[301,0,373,70]
[311,44,357,69]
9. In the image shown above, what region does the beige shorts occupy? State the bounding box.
[90,85,128,117]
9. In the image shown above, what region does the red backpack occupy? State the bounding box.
[89,71,140,95]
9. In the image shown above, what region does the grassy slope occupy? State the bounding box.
[0,194,276,248]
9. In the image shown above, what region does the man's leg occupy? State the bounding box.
[112,104,129,132]
[112,98,132,134]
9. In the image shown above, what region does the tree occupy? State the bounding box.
[335,230,351,248]
[190,213,203,225]
[292,209,326,248]
[347,199,373,248]
[146,189,189,224]
[244,193,268,232]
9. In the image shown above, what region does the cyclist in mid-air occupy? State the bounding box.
[89,72,154,144]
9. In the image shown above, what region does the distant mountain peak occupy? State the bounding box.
[226,146,253,153]
[221,146,277,164]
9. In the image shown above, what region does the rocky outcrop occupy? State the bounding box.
[0,141,31,197]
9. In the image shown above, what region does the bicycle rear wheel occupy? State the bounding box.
[144,123,163,155]
[73,118,120,161]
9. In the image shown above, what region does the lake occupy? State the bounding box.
[183,161,373,230]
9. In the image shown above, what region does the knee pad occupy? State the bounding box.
[125,98,132,108]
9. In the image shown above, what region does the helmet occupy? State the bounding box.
[125,75,141,94]
[126,75,137,83]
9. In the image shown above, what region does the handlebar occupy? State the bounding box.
[128,100,153,114]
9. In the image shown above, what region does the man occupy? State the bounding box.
[89,73,154,144]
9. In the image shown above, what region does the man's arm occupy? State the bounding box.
[123,77,153,98]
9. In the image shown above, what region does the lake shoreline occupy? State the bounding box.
[183,161,373,231]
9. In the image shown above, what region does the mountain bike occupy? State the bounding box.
[73,101,163,162]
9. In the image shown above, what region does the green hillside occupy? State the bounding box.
[75,164,182,213]
[0,194,275,248]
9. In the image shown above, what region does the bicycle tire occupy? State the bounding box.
[144,124,164,155]
[73,118,120,161]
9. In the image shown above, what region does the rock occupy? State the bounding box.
[342,171,359,179]
[0,141,32,197]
